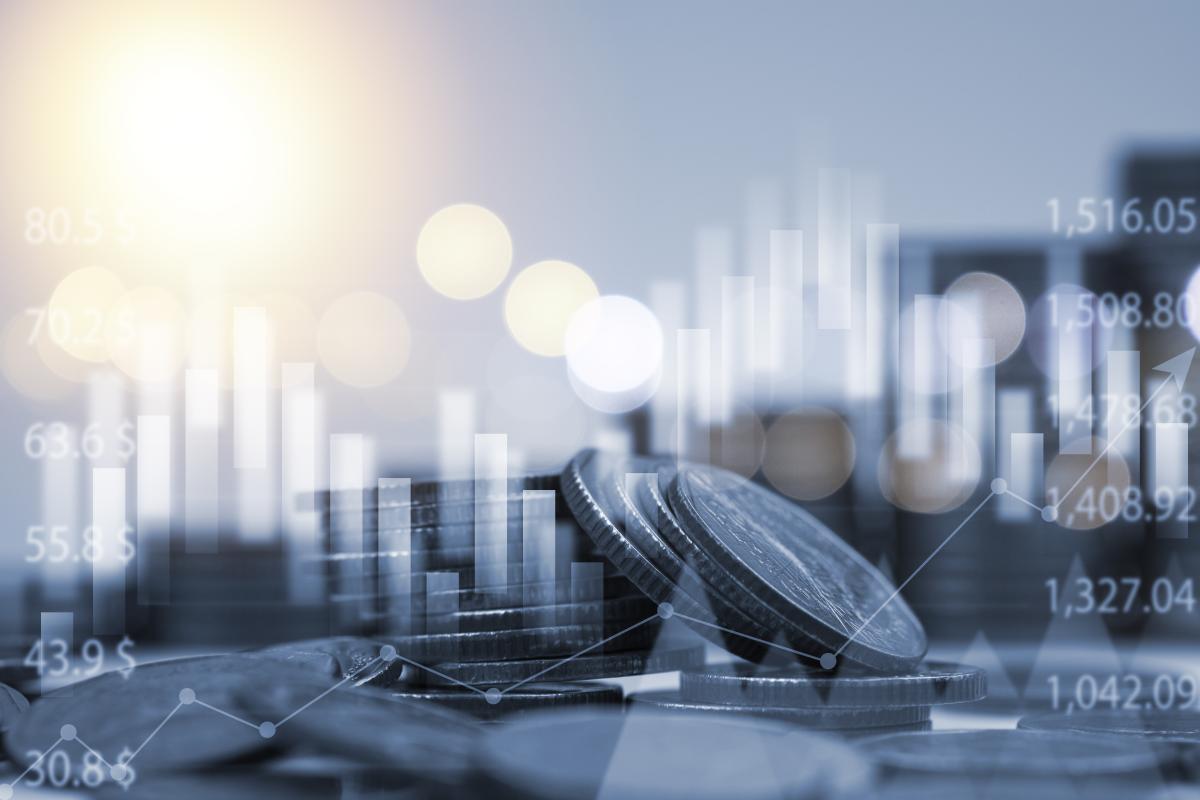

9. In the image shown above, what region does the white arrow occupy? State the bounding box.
[1055,347,1196,509]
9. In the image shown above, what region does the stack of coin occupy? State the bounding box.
[627,660,986,737]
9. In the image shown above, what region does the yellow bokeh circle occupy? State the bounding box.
[317,291,410,387]
[504,260,598,357]
[416,204,512,300]
[46,266,127,363]
[105,286,188,383]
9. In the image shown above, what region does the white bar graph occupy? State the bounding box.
[40,424,79,601]
[719,276,754,424]
[860,224,897,399]
[997,389,1034,520]
[425,572,459,636]
[817,168,852,330]
[677,329,711,464]
[1154,422,1189,539]
[92,467,126,635]
[438,390,475,480]
[1011,433,1045,512]
[768,229,802,378]
[522,490,557,627]
[378,478,412,635]
[474,434,509,595]
[282,362,322,603]
[184,369,219,553]
[234,307,268,470]
[649,281,685,454]
[1105,350,1140,470]
[960,338,996,481]
[136,415,170,604]
[330,434,365,628]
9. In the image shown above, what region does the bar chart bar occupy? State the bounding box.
[677,329,711,464]
[1057,291,1092,454]
[1010,433,1045,512]
[438,390,475,480]
[136,415,170,604]
[522,490,556,627]
[184,369,219,553]
[425,571,459,637]
[474,433,509,596]
[649,280,684,454]
[40,424,79,601]
[960,338,996,483]
[92,467,126,635]
[378,478,412,635]
[282,362,322,603]
[330,434,365,629]
[817,168,852,330]
[234,307,273,543]
[1105,350,1141,476]
[1154,422,1189,539]
[997,389,1034,520]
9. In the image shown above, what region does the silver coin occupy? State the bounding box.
[391,682,622,720]
[627,691,931,729]
[668,464,926,670]
[419,575,642,611]
[679,662,986,708]
[314,472,561,508]
[0,682,29,732]
[560,450,774,661]
[388,624,658,662]
[234,676,477,779]
[414,643,706,687]
[860,729,1163,777]
[477,708,873,800]
[1018,709,1200,742]
[7,654,344,777]
[255,637,402,686]
[426,596,659,633]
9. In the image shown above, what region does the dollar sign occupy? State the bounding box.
[117,637,136,679]
[114,747,136,789]
[115,420,137,461]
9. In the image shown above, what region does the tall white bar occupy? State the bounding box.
[1057,289,1092,454]
[997,389,1034,520]
[1105,350,1141,470]
[378,478,412,635]
[522,490,557,627]
[282,363,322,603]
[650,281,685,454]
[184,369,219,553]
[234,307,274,543]
[474,434,509,595]
[330,434,365,629]
[746,180,782,376]
[768,229,803,379]
[900,295,941,458]
[438,390,475,480]
[719,276,754,424]
[859,224,897,400]
[1154,422,1189,539]
[817,168,852,330]
[677,329,711,464]
[960,339,996,483]
[136,415,170,604]
[1011,433,1045,512]
[694,228,732,337]
[92,467,126,635]
[40,425,79,602]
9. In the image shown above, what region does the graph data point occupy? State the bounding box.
[485,688,502,705]
[109,764,127,782]
[990,478,1007,494]
[1041,505,1058,522]
[0,783,12,799]
[258,722,276,739]
[820,653,837,670]
[179,688,196,705]
[60,724,76,741]
[380,644,398,662]
[657,602,674,620]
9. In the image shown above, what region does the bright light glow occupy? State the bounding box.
[317,291,410,388]
[46,266,127,363]
[564,295,662,414]
[504,260,598,356]
[417,204,513,300]
[942,271,1026,366]
[1,316,72,401]
[106,286,187,383]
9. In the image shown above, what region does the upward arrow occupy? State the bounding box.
[1154,347,1196,392]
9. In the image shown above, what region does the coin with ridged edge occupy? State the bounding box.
[668,464,926,670]
[314,472,561,509]
[387,624,658,662]
[627,691,931,729]
[561,450,774,661]
[1018,709,1200,742]
[410,642,705,686]
[679,661,986,708]
[426,596,659,633]
[391,682,623,720]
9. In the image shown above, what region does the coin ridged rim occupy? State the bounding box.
[1018,709,1200,741]
[415,644,706,686]
[391,682,623,718]
[316,473,561,507]
[417,576,642,611]
[679,661,986,708]
[667,465,926,670]
[428,596,659,632]
[626,691,932,729]
[560,450,772,661]
[388,624,658,662]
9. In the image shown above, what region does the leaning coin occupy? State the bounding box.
[860,729,1163,777]
[627,691,931,729]
[561,450,773,661]
[6,655,336,778]
[414,643,706,686]
[679,662,986,708]
[477,708,873,800]
[255,637,402,687]
[668,464,926,670]
[234,677,477,779]
[388,624,658,663]
[391,682,623,720]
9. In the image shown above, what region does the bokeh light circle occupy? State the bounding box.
[105,286,187,383]
[564,295,662,414]
[504,260,598,357]
[942,271,1027,366]
[416,204,513,300]
[762,408,856,500]
[878,419,981,514]
[46,266,127,363]
[1186,266,1200,343]
[317,291,410,387]
[1045,436,1131,531]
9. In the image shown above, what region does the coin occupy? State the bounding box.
[325,496,557,528]
[679,661,986,707]
[390,682,623,720]
[561,450,774,661]
[314,472,561,509]
[388,624,659,662]
[476,708,873,800]
[234,677,478,779]
[255,637,403,687]
[1018,710,1200,778]
[412,643,706,686]
[668,464,927,670]
[426,596,659,633]
[0,682,29,732]
[415,574,643,612]
[7,654,341,776]
[860,729,1163,777]
[626,691,931,729]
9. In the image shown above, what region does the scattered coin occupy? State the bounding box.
[388,624,658,662]
[412,643,706,686]
[860,729,1163,777]
[476,708,873,800]
[255,637,402,687]
[0,682,29,732]
[667,464,927,670]
[627,691,932,729]
[679,661,986,707]
[390,682,622,720]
